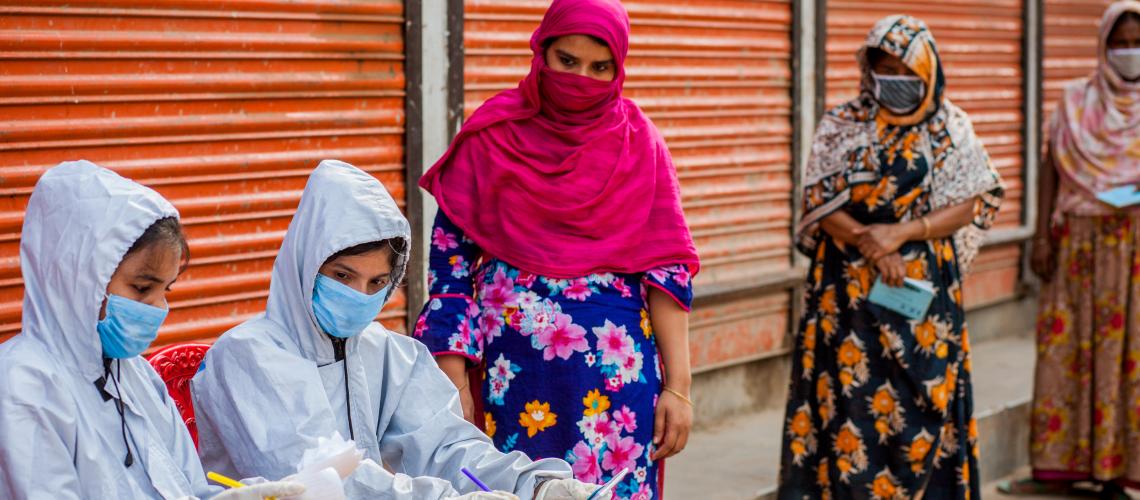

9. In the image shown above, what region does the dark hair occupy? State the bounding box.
[541,34,609,49]
[865,47,888,67]
[125,216,190,271]
[1112,11,1140,37]
[324,237,407,272]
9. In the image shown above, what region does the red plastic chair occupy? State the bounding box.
[147,343,210,448]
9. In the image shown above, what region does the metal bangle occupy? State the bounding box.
[663,386,693,406]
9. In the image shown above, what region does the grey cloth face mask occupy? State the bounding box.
[872,72,927,115]
[1108,47,1140,81]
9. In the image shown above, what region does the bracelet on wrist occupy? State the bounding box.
[662,386,693,406]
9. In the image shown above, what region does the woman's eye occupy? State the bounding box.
[594,64,609,73]
[336,272,349,280]
[560,56,575,66]
[133,286,150,294]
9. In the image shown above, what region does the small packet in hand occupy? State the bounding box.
[868,277,935,320]
[296,432,364,480]
[282,467,344,500]
[1096,185,1140,208]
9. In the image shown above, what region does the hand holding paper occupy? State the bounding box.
[295,432,364,480]
[868,277,935,320]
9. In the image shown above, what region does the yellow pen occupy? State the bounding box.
[207,471,280,500]
[207,471,245,489]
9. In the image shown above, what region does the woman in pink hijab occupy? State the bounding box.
[1003,1,1140,497]
[416,0,699,497]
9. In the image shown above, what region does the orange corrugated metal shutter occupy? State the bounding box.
[0,1,408,346]
[464,0,795,369]
[1043,1,1113,129]
[825,1,1026,307]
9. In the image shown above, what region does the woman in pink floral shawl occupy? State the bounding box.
[1013,1,1140,497]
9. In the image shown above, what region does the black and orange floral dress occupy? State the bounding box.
[778,15,1003,500]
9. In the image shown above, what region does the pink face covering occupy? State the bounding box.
[539,66,618,114]
[419,0,699,279]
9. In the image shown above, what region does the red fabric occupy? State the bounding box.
[147,343,210,449]
[419,0,699,279]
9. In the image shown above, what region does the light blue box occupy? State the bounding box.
[1096,185,1140,209]
[868,277,935,320]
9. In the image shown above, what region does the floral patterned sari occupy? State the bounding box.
[779,15,1003,499]
[1030,1,1140,487]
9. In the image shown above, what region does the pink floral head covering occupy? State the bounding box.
[1051,0,1140,219]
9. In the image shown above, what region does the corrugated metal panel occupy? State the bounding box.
[1042,0,1112,128]
[463,0,795,369]
[962,242,1022,308]
[825,1,1025,304]
[0,1,407,346]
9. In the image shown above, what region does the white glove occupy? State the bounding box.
[449,491,520,500]
[211,481,306,500]
[534,479,600,500]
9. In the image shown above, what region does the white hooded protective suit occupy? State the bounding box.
[191,160,573,499]
[0,160,217,499]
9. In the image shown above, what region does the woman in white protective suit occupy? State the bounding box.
[0,160,302,500]
[191,160,600,500]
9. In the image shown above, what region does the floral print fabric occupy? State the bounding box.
[1031,214,1140,486]
[783,18,1001,495]
[796,15,1004,276]
[1049,2,1140,221]
[416,212,693,500]
[779,146,982,499]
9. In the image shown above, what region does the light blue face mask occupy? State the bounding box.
[312,273,390,338]
[97,294,168,359]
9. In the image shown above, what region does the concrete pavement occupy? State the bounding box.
[664,335,1037,499]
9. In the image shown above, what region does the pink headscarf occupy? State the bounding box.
[1051,0,1140,219]
[420,0,699,278]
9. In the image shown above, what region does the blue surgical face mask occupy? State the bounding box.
[872,72,926,115]
[97,294,168,359]
[312,274,389,338]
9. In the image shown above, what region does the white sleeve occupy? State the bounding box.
[0,365,83,500]
[143,365,220,499]
[375,337,574,499]
[344,459,459,499]
[192,336,461,500]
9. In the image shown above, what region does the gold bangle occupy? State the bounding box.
[663,386,693,406]
[920,216,931,239]
[456,380,470,392]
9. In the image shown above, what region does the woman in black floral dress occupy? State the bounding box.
[778,15,1004,499]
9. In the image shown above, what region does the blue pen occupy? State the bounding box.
[461,467,492,492]
[587,468,629,500]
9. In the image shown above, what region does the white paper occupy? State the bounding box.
[296,432,364,480]
[281,467,344,500]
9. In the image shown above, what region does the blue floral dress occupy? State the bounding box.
[415,212,693,500]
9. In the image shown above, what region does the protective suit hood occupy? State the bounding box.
[265,159,410,364]
[20,160,177,381]
[194,161,573,499]
[0,161,215,500]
